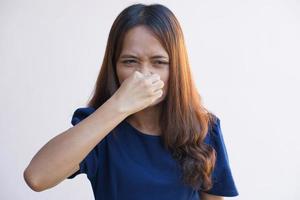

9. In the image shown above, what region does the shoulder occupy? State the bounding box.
[204,112,222,145]
[207,112,221,135]
[71,106,96,126]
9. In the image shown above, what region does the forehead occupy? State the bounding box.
[120,25,169,58]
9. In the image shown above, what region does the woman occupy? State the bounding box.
[23,3,239,200]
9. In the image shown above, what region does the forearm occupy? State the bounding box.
[23,96,128,191]
[200,192,224,200]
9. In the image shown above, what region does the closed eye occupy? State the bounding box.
[121,60,169,65]
[154,61,169,65]
[122,60,136,64]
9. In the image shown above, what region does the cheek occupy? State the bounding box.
[162,80,168,94]
[116,65,134,84]
[159,72,169,93]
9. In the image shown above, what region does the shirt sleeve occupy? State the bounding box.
[67,107,104,180]
[198,116,239,197]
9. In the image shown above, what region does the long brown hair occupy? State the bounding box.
[86,3,217,191]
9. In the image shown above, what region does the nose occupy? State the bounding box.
[138,67,153,77]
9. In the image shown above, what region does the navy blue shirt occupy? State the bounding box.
[67,107,239,200]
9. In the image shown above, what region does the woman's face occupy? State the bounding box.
[116,25,169,105]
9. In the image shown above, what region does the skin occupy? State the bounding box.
[116,25,224,200]
[116,25,169,136]
[23,97,129,191]
[200,192,224,200]
[23,24,224,200]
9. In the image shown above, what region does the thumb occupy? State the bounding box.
[134,71,144,79]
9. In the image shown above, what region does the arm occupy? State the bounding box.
[23,96,128,192]
[200,192,224,200]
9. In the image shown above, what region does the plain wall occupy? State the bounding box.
[0,0,299,199]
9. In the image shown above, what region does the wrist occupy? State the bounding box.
[108,94,130,118]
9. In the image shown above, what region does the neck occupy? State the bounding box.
[126,103,162,136]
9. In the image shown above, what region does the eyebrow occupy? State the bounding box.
[120,54,169,59]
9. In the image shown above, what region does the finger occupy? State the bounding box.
[153,89,163,98]
[145,73,161,83]
[134,71,144,79]
[152,80,164,91]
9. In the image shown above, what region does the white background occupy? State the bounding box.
[1,0,299,199]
